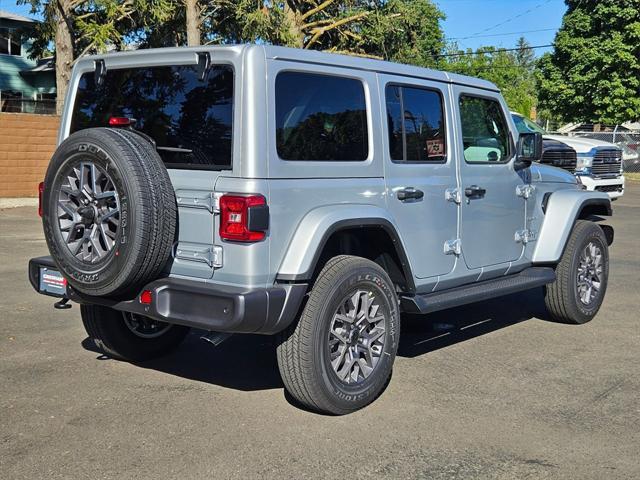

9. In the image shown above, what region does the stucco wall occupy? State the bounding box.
[0,113,59,197]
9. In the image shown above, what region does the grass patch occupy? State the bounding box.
[625,172,640,182]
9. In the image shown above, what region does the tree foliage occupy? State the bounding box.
[441,38,537,116]
[536,0,640,124]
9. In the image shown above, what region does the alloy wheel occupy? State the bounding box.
[576,241,603,305]
[123,312,173,339]
[328,289,387,385]
[57,161,120,264]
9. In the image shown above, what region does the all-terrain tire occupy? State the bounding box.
[42,128,176,297]
[276,255,400,415]
[545,220,609,324]
[81,304,189,362]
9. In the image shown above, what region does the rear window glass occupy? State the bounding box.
[275,72,368,161]
[71,65,234,169]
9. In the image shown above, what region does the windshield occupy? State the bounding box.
[70,64,234,169]
[511,113,546,134]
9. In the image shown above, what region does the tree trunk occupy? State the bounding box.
[55,0,74,115]
[283,4,305,48]
[185,0,201,46]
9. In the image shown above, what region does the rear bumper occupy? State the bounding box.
[29,256,306,335]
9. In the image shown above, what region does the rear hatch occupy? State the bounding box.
[67,57,235,279]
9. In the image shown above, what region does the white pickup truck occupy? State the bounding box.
[512,112,625,199]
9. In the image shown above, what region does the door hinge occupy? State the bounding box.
[516,184,535,199]
[176,192,223,213]
[445,187,461,204]
[515,229,536,244]
[444,238,462,255]
[175,245,223,268]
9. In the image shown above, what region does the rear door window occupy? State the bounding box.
[275,72,368,161]
[385,85,447,162]
[71,65,234,169]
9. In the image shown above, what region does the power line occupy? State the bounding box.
[466,0,553,37]
[433,44,554,58]
[448,28,557,41]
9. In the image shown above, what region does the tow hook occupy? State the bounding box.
[200,331,232,347]
[54,297,72,310]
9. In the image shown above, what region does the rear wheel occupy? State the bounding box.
[277,255,400,415]
[545,220,609,324]
[81,304,189,361]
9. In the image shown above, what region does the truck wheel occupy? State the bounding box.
[41,128,176,297]
[276,255,400,415]
[81,304,189,362]
[545,220,609,324]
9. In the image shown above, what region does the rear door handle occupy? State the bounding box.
[464,185,486,199]
[397,187,424,201]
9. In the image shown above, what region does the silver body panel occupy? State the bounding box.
[59,45,611,294]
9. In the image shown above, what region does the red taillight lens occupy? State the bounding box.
[108,116,133,126]
[38,181,44,217]
[139,290,153,305]
[219,194,268,242]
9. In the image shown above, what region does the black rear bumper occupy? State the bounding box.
[29,256,306,335]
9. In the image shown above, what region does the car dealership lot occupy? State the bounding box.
[1,186,639,480]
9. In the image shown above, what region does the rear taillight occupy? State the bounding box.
[38,181,44,217]
[219,194,269,242]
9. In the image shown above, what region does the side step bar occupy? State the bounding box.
[400,267,556,314]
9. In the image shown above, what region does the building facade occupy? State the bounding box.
[0,9,56,114]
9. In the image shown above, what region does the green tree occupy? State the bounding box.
[536,0,640,124]
[441,39,537,116]
[212,0,444,64]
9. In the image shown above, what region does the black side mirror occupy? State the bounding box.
[515,132,543,171]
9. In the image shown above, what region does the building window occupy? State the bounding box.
[0,28,21,56]
[0,90,23,112]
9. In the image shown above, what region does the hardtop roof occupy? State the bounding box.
[76,44,500,92]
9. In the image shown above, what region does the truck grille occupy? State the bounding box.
[541,149,577,172]
[592,149,622,177]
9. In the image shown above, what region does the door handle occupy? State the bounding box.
[464,185,486,199]
[397,187,424,201]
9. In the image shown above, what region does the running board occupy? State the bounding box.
[401,267,556,314]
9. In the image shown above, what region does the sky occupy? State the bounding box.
[437,0,567,54]
[1,0,568,57]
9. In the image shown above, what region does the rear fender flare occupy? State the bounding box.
[276,205,415,291]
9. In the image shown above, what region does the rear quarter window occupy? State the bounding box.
[70,65,234,169]
[275,72,368,161]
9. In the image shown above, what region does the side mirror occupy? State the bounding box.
[515,132,543,171]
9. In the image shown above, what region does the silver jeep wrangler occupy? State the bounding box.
[30,45,614,414]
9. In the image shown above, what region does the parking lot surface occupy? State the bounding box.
[1,185,639,479]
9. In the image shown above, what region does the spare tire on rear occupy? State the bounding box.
[41,128,177,297]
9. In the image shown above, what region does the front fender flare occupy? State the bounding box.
[532,190,611,263]
[276,205,415,290]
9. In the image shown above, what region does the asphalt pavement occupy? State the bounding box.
[1,184,639,479]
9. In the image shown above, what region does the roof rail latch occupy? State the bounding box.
[197,52,211,81]
[94,59,107,87]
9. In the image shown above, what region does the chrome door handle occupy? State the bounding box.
[397,187,424,201]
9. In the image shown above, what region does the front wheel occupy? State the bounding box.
[277,255,400,415]
[544,220,610,324]
[81,304,190,361]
